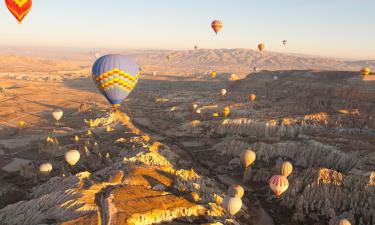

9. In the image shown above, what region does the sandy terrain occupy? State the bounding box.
[0,51,374,225]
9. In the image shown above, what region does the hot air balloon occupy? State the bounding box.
[196,109,201,114]
[166,55,171,61]
[280,161,293,177]
[329,216,351,225]
[211,20,223,34]
[18,120,25,127]
[222,196,242,217]
[94,52,100,59]
[52,109,63,123]
[253,66,259,72]
[65,150,80,166]
[192,104,198,110]
[283,40,287,46]
[212,112,219,117]
[5,0,32,24]
[210,71,217,78]
[223,106,230,117]
[273,76,279,80]
[220,89,227,96]
[248,94,256,102]
[360,67,370,76]
[194,45,198,50]
[92,54,139,108]
[152,72,157,76]
[240,149,256,168]
[258,44,265,52]
[228,184,244,199]
[269,175,289,197]
[39,163,53,174]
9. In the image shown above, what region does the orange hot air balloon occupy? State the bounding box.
[5,0,32,24]
[269,175,289,197]
[211,20,223,34]
[258,44,265,52]
[248,94,256,102]
[360,67,370,76]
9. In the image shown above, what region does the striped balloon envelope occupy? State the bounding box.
[211,20,223,34]
[269,175,289,197]
[5,0,32,24]
[92,54,139,108]
[280,161,293,178]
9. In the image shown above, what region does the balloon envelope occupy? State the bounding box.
[39,163,53,174]
[92,54,139,107]
[220,89,227,96]
[222,196,242,216]
[269,175,289,197]
[211,20,223,34]
[280,161,293,177]
[5,0,32,24]
[248,94,256,102]
[65,150,80,166]
[52,109,63,122]
[241,149,256,168]
[329,216,351,225]
[228,184,244,199]
[360,67,370,76]
[258,44,265,52]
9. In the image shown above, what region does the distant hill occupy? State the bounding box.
[0,47,373,76]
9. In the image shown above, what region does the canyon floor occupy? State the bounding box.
[0,59,375,225]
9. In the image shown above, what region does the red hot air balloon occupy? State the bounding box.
[211,20,223,34]
[5,0,32,24]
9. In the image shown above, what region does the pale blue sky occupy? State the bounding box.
[0,0,374,59]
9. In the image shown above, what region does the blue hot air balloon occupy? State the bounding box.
[92,54,139,107]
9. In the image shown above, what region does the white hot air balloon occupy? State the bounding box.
[196,109,201,114]
[192,104,198,110]
[152,72,157,76]
[65,150,80,166]
[273,76,278,80]
[94,52,100,59]
[222,195,242,217]
[220,89,227,96]
[52,109,63,123]
[39,163,53,174]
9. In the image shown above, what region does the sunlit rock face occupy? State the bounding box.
[1,68,375,225]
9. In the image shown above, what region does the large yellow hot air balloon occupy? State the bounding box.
[240,149,256,168]
[228,184,244,199]
[280,161,293,177]
[360,67,370,76]
[210,71,217,78]
[248,94,256,102]
[222,196,242,217]
[258,43,265,52]
[269,175,289,197]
